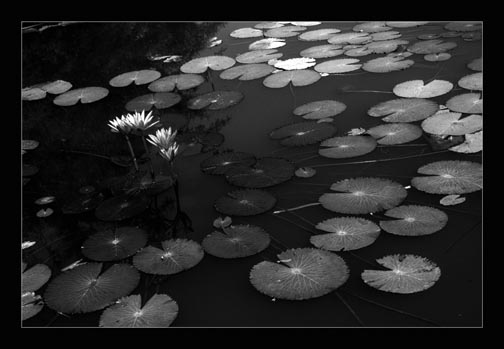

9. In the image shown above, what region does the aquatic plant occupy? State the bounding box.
[225,157,295,188]
[378,205,448,236]
[445,93,482,114]
[109,70,161,87]
[214,189,277,216]
[367,98,439,122]
[318,135,377,159]
[53,86,109,106]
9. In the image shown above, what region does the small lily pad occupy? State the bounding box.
[187,90,243,110]
[236,49,283,64]
[230,27,264,38]
[319,136,377,159]
[314,58,362,74]
[270,121,336,146]
[393,80,454,98]
[125,92,181,112]
[219,64,275,80]
[300,44,344,58]
[215,189,276,216]
[53,87,109,106]
[264,26,306,38]
[109,70,161,87]
[295,167,316,178]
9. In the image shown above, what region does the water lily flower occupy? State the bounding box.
[108,115,133,134]
[147,127,178,150]
[124,110,160,132]
[159,143,180,162]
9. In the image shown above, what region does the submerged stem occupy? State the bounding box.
[273,202,321,214]
[124,134,139,171]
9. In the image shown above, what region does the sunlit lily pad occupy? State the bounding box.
[202,224,270,259]
[270,121,336,146]
[449,131,482,153]
[458,72,482,91]
[311,217,381,251]
[444,22,482,32]
[180,55,236,74]
[81,226,148,262]
[365,39,409,54]
[273,58,316,70]
[126,92,181,112]
[35,196,55,205]
[263,69,321,88]
[319,177,408,214]
[371,31,402,41]
[300,45,344,58]
[293,100,347,120]
[95,193,150,221]
[22,139,39,150]
[133,239,204,275]
[421,112,482,136]
[353,22,391,33]
[22,87,46,101]
[147,74,205,92]
[109,70,161,87]
[411,160,482,194]
[446,93,482,114]
[367,98,439,122]
[314,58,362,74]
[225,157,295,188]
[467,57,482,72]
[385,21,429,28]
[366,123,423,145]
[362,56,414,73]
[264,26,306,38]
[328,32,371,45]
[319,136,377,159]
[298,28,341,41]
[254,22,285,29]
[44,263,140,314]
[440,194,466,206]
[22,263,51,293]
[36,208,53,218]
[407,39,457,54]
[361,254,441,294]
[220,64,275,80]
[215,189,276,216]
[230,27,263,38]
[295,167,316,178]
[393,79,453,98]
[53,87,109,106]
[39,80,73,94]
[187,90,243,110]
[22,292,44,321]
[249,248,349,300]
[236,49,283,64]
[379,205,448,236]
[249,38,286,50]
[200,151,256,175]
[290,22,321,27]
[424,52,452,62]
[99,294,178,327]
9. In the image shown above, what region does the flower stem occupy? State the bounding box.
[272,202,321,214]
[124,134,139,171]
[141,134,155,180]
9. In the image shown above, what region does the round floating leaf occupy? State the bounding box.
[22,292,44,321]
[290,22,321,27]
[328,32,371,45]
[249,38,286,50]
[440,194,466,206]
[61,193,105,214]
[273,57,316,70]
[379,205,448,236]
[200,151,256,175]
[36,208,53,218]
[95,194,150,221]
[295,167,316,178]
[202,224,270,258]
[109,70,161,87]
[264,26,306,38]
[125,92,181,112]
[368,98,439,122]
[458,72,482,91]
[444,22,482,32]
[366,123,423,145]
[319,136,377,159]
[449,130,482,153]
[22,264,51,293]
[311,217,381,251]
[81,227,148,262]
[353,21,391,33]
[467,57,482,72]
[441,31,461,38]
[219,64,275,80]
[254,22,285,29]
[344,46,373,57]
[446,93,482,114]
[424,52,451,62]
[22,140,39,150]
[314,58,362,74]
[44,263,140,314]
[270,121,336,146]
[393,80,453,98]
[421,112,482,136]
[225,157,295,188]
[361,254,441,294]
[407,39,457,54]
[385,21,429,28]
[147,74,205,92]
[236,49,283,64]
[230,27,263,38]
[462,32,482,41]
[180,55,236,74]
[371,31,402,41]
[293,100,347,120]
[53,87,109,106]
[22,87,46,100]
[418,33,440,40]
[215,189,276,216]
[319,177,408,214]
[187,90,243,110]
[365,39,409,54]
[249,248,349,300]
[99,293,178,327]
[300,44,344,59]
[362,56,414,73]
[298,28,341,41]
[40,80,72,94]
[133,239,204,275]
[411,160,482,194]
[263,69,321,88]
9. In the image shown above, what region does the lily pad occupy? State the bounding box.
[328,32,371,45]
[220,64,275,80]
[446,93,482,114]
[444,22,482,32]
[270,121,336,146]
[225,157,295,188]
[95,193,150,221]
[53,87,109,106]
[407,39,457,54]
[371,31,402,41]
[362,56,414,73]
[293,100,346,120]
[236,49,283,64]
[125,92,181,112]
[254,22,285,29]
[44,263,140,314]
[22,292,44,321]
[215,189,276,216]
[365,39,409,54]
[353,21,391,33]
[449,131,482,153]
[421,112,482,136]
[133,239,204,275]
[39,80,73,94]
[344,46,373,57]
[273,57,316,70]
[314,58,362,74]
[180,55,236,74]
[22,140,39,150]
[379,205,448,236]
[147,74,205,92]
[441,31,462,38]
[187,90,243,110]
[295,167,316,178]
[22,263,51,293]
[81,227,148,262]
[290,22,321,27]
[263,69,321,88]
[249,248,349,300]
[200,151,256,175]
[366,123,423,145]
[298,28,341,41]
[467,57,482,72]
[368,98,439,122]
[22,87,46,101]
[393,80,454,98]
[458,72,483,91]
[385,21,429,28]
[411,160,482,194]
[249,38,286,50]
[99,294,178,327]
[319,136,377,159]
[311,217,381,251]
[418,33,441,40]
[440,194,466,206]
[424,52,452,62]
[300,45,344,58]
[202,224,270,258]
[230,27,263,38]
[361,254,441,294]
[319,177,408,214]
[109,70,161,87]
[264,26,306,38]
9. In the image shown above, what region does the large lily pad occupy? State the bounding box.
[202,224,270,259]
[147,74,205,92]
[270,121,336,146]
[298,28,341,41]
[446,93,483,114]
[467,57,482,72]
[366,123,423,145]
[95,193,150,221]
[236,49,283,64]
[328,32,371,45]
[319,136,377,159]
[393,80,454,98]
[458,72,482,91]
[187,90,243,110]
[99,294,178,327]
[368,98,439,122]
[225,157,295,188]
[311,217,381,251]
[133,239,204,275]
[200,151,256,175]
[215,189,276,216]
[300,45,344,59]
[264,26,306,38]
[44,263,140,314]
[249,38,286,50]
[421,112,482,136]
[314,58,362,74]
[53,87,109,106]
[230,27,263,38]
[125,92,181,112]
[319,177,408,214]
[361,254,441,294]
[249,248,349,300]
[379,205,448,236]
[180,56,236,74]
[109,70,161,87]
[220,64,275,80]
[407,39,457,54]
[293,100,346,120]
[411,160,482,194]
[263,69,321,88]
[353,21,391,33]
[362,56,414,73]
[22,263,51,293]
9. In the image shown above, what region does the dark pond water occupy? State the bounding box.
[22,21,482,327]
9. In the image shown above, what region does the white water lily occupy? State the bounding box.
[108,115,133,134]
[22,241,37,250]
[124,110,160,132]
[159,143,180,162]
[147,127,178,150]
